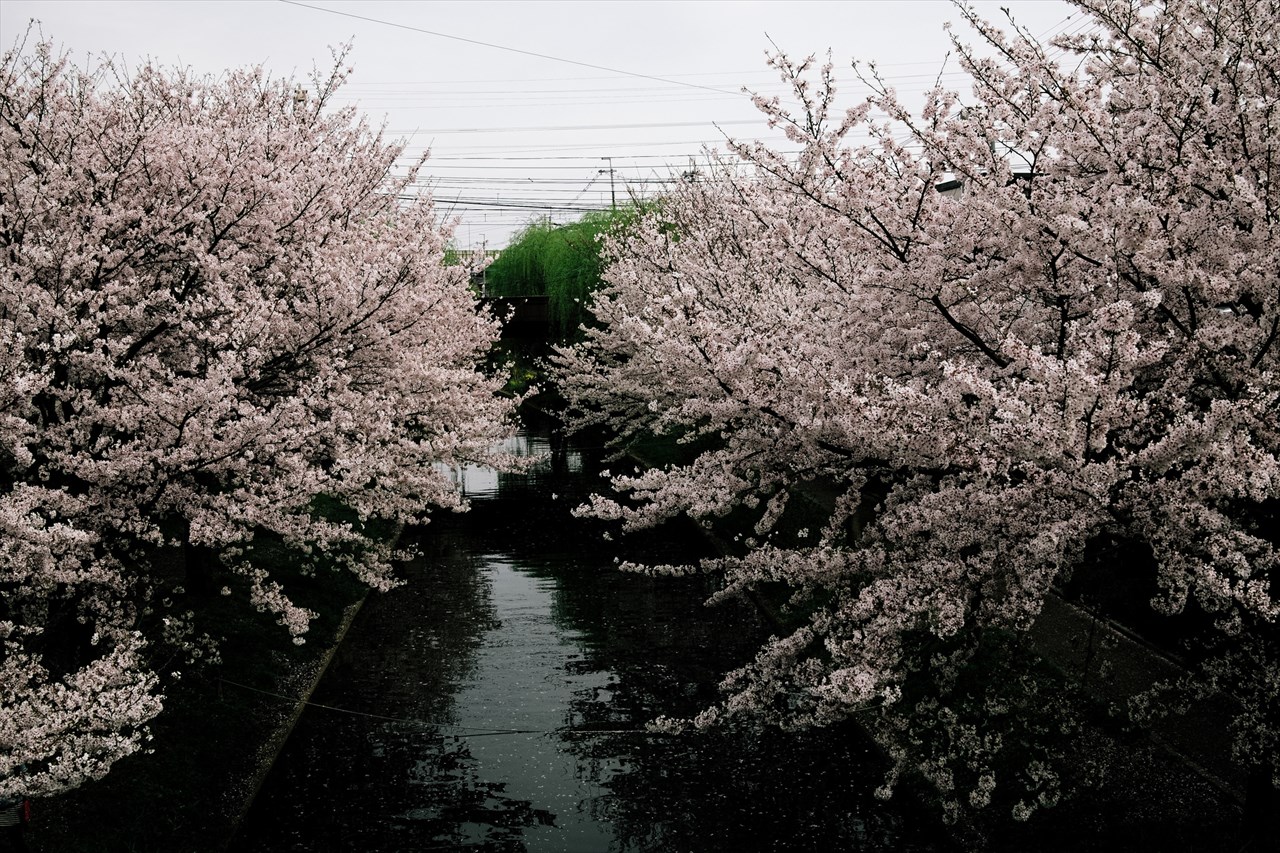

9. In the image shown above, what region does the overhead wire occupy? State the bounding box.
[285,1,1088,244]
[278,0,739,95]
[566,171,605,209]
[384,118,779,135]
[334,57,985,88]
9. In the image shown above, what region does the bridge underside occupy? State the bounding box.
[479,295,550,338]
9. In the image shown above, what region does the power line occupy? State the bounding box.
[426,196,615,212]
[335,71,977,98]
[278,0,739,96]
[386,118,774,135]
[421,175,670,183]
[337,83,771,97]
[393,138,781,154]
[425,152,730,162]
[319,57,1003,88]
[408,163,719,171]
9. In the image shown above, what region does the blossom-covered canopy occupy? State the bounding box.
[556,0,1278,822]
[0,41,513,796]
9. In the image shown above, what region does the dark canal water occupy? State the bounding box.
[235,425,947,852]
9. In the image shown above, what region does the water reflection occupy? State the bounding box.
[443,434,583,499]
[236,427,945,852]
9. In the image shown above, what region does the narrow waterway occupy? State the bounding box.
[235,425,946,852]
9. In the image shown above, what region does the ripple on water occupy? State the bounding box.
[235,431,943,853]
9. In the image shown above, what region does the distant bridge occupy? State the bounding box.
[478,295,550,337]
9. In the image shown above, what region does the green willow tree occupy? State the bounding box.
[485,210,639,340]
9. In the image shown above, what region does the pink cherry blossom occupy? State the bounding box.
[1,37,515,796]
[557,0,1278,820]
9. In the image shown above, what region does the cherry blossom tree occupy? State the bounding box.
[1,38,515,797]
[556,0,1278,829]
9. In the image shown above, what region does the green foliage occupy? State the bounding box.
[484,209,639,340]
[484,339,541,398]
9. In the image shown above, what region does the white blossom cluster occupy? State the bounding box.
[1,40,515,795]
[557,0,1279,822]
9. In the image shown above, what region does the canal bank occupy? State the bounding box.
[216,592,369,852]
[229,427,953,852]
[225,414,1253,852]
[27,412,1253,852]
[24,543,375,853]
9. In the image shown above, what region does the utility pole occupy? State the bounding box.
[601,156,616,210]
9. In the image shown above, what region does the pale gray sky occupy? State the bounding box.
[1,0,1082,247]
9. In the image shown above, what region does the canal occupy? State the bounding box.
[234,423,947,852]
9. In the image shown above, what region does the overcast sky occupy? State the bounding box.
[2,0,1083,247]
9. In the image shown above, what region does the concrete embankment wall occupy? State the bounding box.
[218,593,368,851]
